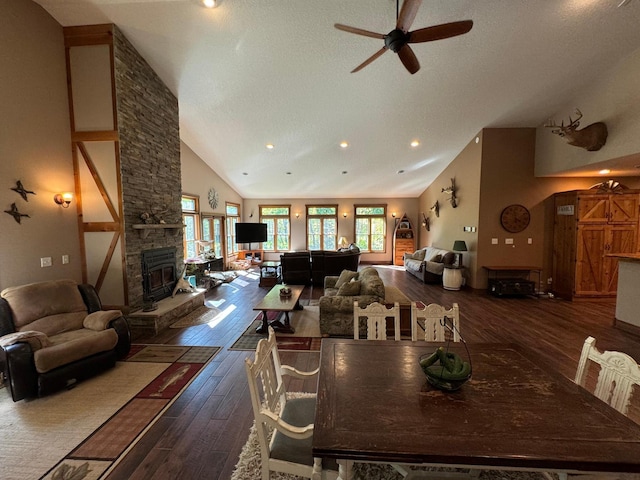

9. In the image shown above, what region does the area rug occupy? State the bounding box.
[230,394,555,480]
[170,305,223,328]
[0,344,220,480]
[229,305,322,351]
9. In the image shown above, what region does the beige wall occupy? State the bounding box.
[535,46,640,176]
[0,0,81,290]
[181,142,244,215]
[242,198,419,263]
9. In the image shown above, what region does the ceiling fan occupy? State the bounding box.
[335,0,473,74]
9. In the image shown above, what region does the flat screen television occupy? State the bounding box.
[235,222,267,244]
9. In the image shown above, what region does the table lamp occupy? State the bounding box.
[338,236,349,249]
[452,240,467,267]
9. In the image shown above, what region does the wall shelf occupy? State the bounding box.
[132,224,185,239]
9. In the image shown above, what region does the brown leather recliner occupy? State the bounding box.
[0,279,131,402]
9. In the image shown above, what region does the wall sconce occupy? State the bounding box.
[391,212,396,218]
[295,212,300,219]
[54,192,73,208]
[343,212,347,218]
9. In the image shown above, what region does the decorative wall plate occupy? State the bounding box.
[500,204,530,233]
[208,188,219,209]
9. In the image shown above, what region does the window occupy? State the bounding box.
[307,205,337,250]
[355,205,386,253]
[182,195,200,259]
[260,205,290,252]
[226,202,240,255]
[202,215,223,258]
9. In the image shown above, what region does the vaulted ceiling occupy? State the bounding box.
[36,0,640,198]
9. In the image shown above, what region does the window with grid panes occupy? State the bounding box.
[260,206,290,252]
[202,216,223,258]
[226,203,240,255]
[182,195,200,259]
[306,205,338,250]
[355,205,386,253]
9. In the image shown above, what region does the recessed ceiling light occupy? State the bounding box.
[410,140,420,148]
[202,0,217,8]
[340,141,349,149]
[599,169,611,175]
[286,172,292,175]
[342,171,348,175]
[397,169,405,174]
[242,172,248,176]
[266,143,274,150]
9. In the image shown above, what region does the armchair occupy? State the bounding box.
[0,279,131,401]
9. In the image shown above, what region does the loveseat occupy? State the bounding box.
[403,246,456,284]
[0,279,131,401]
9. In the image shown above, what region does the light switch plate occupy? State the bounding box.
[491,238,498,245]
[505,238,514,245]
[41,257,52,268]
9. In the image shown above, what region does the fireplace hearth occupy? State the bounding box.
[142,247,177,306]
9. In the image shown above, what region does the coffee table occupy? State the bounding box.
[253,284,304,334]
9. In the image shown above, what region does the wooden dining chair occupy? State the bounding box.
[244,327,338,480]
[354,301,401,340]
[411,302,461,342]
[574,335,640,415]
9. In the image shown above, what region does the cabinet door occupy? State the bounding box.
[577,195,609,223]
[608,194,639,223]
[603,225,637,294]
[575,225,606,295]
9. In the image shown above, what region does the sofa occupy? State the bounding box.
[0,279,131,401]
[279,249,360,286]
[403,246,456,284]
[319,267,412,337]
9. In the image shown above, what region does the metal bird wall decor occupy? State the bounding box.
[11,180,36,201]
[4,203,30,224]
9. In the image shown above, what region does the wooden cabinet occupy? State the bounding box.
[553,191,639,300]
[393,213,416,266]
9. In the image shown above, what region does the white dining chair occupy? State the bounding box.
[411,302,461,342]
[354,301,401,340]
[543,336,640,480]
[574,335,640,415]
[244,327,338,480]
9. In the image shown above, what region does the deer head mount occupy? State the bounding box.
[545,108,608,152]
[441,178,458,208]
[422,212,430,231]
[430,200,440,217]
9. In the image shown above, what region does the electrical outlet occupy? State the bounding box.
[491,238,498,245]
[528,238,532,244]
[62,254,69,264]
[41,257,52,268]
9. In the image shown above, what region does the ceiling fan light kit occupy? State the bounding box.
[335,0,473,74]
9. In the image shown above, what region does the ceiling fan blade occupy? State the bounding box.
[351,47,388,73]
[334,23,385,40]
[397,0,422,32]
[408,20,473,43]
[398,44,420,74]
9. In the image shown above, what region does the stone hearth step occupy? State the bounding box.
[127,290,205,339]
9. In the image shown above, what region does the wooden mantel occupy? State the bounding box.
[132,224,185,239]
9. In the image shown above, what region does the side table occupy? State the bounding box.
[443,266,464,291]
[259,261,281,288]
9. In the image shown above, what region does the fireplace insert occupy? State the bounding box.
[142,247,177,303]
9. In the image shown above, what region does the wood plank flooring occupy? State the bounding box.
[106,265,640,480]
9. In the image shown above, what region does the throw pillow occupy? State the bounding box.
[442,252,456,265]
[430,254,443,263]
[335,269,358,288]
[411,249,426,261]
[337,280,361,296]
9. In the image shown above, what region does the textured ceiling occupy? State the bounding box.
[35,0,640,198]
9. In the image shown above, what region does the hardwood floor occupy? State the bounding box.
[106,265,640,480]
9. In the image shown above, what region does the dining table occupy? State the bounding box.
[312,339,640,479]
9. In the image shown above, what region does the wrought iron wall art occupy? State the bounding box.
[4,203,30,224]
[10,180,36,201]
